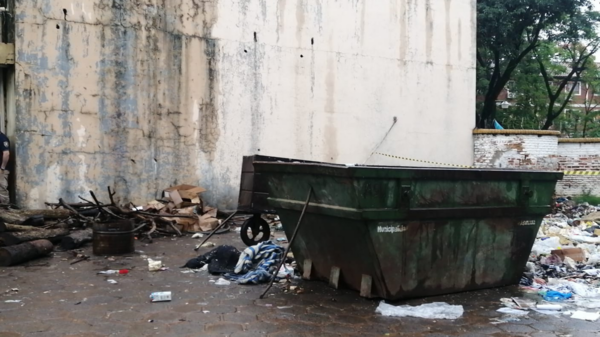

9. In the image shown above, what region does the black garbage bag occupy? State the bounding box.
[181,245,241,274]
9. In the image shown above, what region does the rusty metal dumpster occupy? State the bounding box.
[252,158,563,300]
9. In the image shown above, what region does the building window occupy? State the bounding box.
[565,82,582,96]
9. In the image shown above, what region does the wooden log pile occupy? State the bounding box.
[0,185,220,266]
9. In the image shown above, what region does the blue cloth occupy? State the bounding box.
[225,241,284,285]
[543,290,572,302]
[494,120,504,130]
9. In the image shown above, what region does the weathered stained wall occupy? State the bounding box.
[556,139,600,197]
[473,130,560,170]
[14,0,476,209]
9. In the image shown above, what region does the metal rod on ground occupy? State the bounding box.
[260,187,313,299]
[194,211,238,251]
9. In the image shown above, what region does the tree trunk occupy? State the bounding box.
[0,212,26,225]
[0,228,69,246]
[542,117,554,130]
[5,224,45,232]
[0,209,95,225]
[0,239,54,266]
[479,94,498,128]
[59,228,93,250]
[11,209,72,219]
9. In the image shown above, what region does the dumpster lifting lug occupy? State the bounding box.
[329,266,341,289]
[360,274,372,298]
[303,259,313,280]
[519,182,534,207]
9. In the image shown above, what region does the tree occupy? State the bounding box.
[477,0,596,128]
[580,62,600,137]
[536,10,600,129]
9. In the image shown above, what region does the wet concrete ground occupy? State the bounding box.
[0,231,598,337]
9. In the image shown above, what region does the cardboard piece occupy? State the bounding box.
[199,214,219,231]
[169,190,183,207]
[551,247,585,263]
[163,185,206,201]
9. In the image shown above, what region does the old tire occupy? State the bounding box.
[240,216,271,246]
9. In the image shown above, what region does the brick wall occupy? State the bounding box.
[473,130,559,170]
[556,139,600,197]
[473,131,600,197]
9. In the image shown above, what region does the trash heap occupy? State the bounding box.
[499,198,600,322]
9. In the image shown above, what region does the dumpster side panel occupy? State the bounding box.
[278,209,387,297]
[412,181,519,208]
[368,217,540,299]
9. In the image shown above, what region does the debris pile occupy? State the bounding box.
[181,240,301,287]
[504,198,600,322]
[0,185,222,266]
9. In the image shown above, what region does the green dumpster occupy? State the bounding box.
[251,157,563,300]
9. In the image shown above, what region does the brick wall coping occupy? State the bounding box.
[558,138,600,143]
[473,129,561,136]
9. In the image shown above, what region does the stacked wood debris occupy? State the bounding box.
[0,185,220,266]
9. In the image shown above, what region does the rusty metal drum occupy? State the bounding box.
[92,220,135,255]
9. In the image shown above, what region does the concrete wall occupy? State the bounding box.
[556,139,600,197]
[473,130,559,170]
[13,0,476,209]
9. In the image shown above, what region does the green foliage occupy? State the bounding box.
[476,0,598,128]
[574,192,600,206]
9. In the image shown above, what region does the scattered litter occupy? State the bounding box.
[4,300,21,303]
[149,291,172,302]
[543,290,572,302]
[225,241,285,285]
[536,304,562,310]
[98,270,119,275]
[191,233,204,239]
[215,278,231,286]
[277,264,294,278]
[277,306,293,309]
[490,317,520,324]
[375,301,463,319]
[107,279,118,284]
[148,258,164,272]
[571,311,600,321]
[496,308,529,316]
[181,245,240,273]
[180,269,197,274]
[202,310,210,314]
[201,242,215,248]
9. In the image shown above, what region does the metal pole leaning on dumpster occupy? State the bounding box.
[194,211,238,251]
[260,187,313,299]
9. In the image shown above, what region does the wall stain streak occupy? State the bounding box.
[425,0,433,64]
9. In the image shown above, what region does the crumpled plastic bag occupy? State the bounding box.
[148,258,163,272]
[543,290,572,302]
[550,279,600,298]
[375,301,463,319]
[531,237,561,256]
